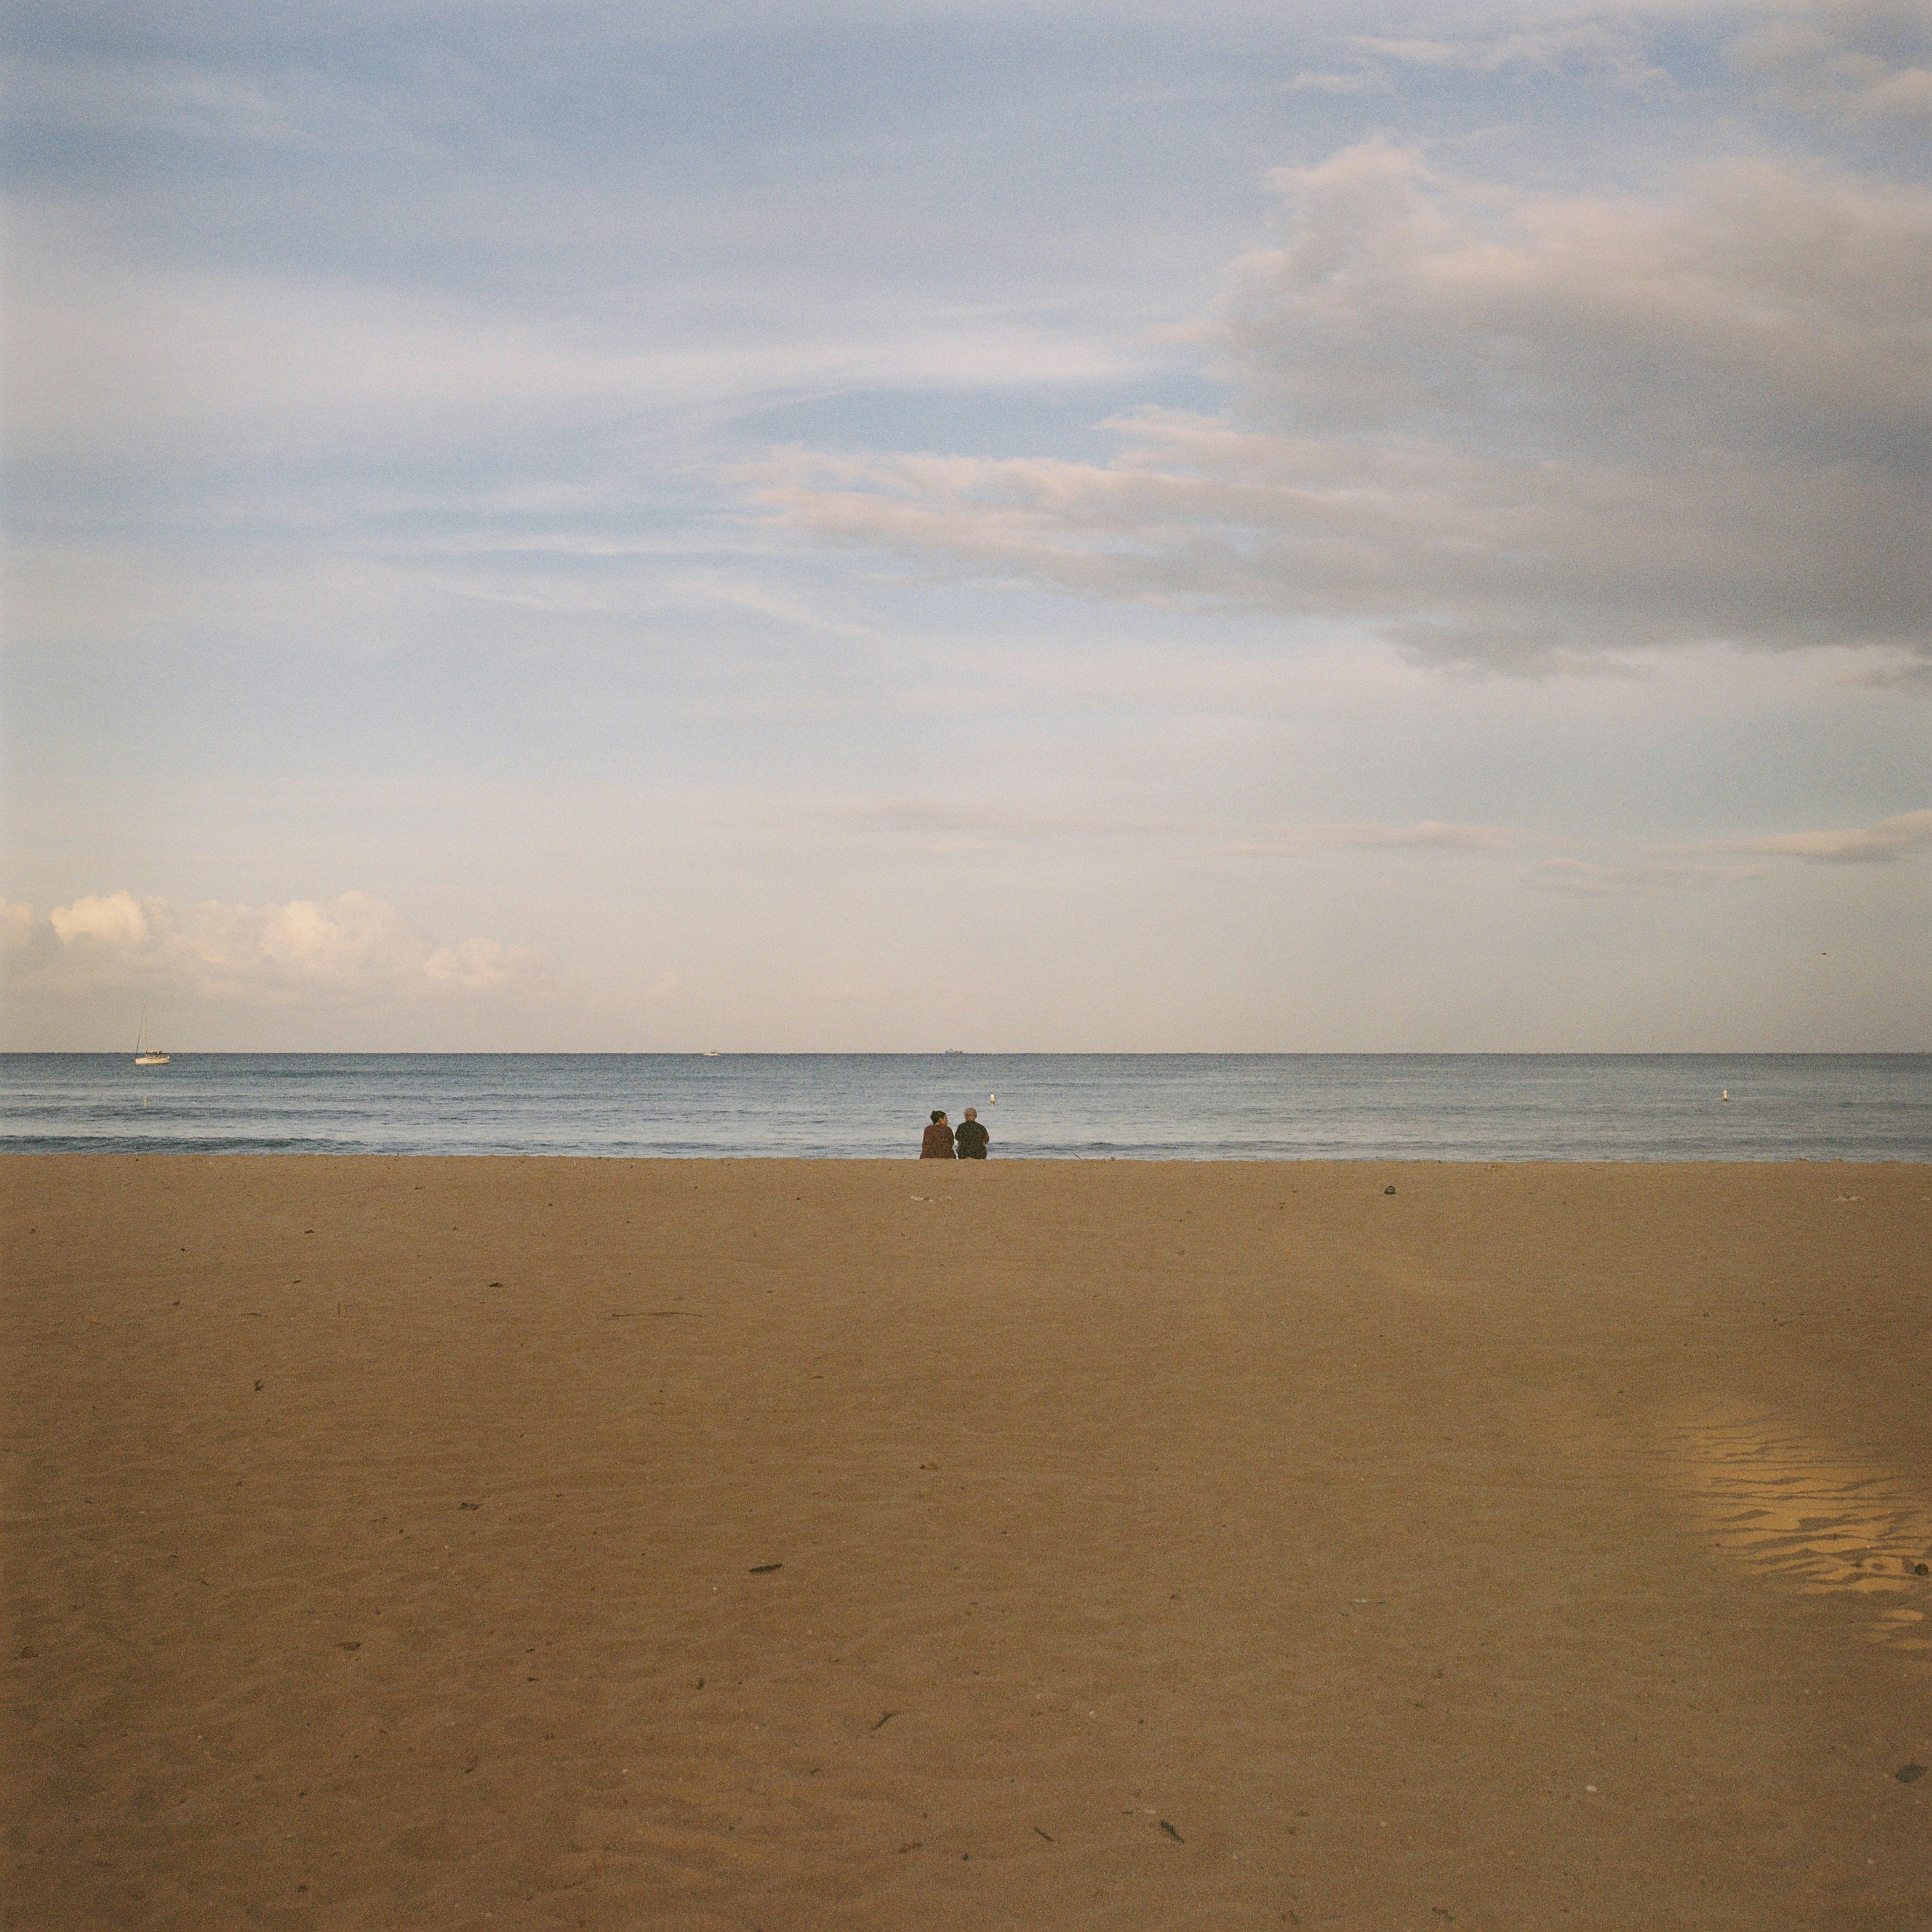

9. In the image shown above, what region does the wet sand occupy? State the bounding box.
[4,1154,1929,1931]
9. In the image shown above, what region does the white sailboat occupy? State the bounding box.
[133,1003,170,1067]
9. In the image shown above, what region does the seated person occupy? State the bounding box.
[953,1107,990,1159]
[920,1110,955,1158]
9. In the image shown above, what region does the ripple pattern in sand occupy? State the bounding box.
[1666,1404,1932,1673]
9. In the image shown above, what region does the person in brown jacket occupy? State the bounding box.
[920,1110,955,1158]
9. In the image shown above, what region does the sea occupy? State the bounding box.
[1,1054,1925,1161]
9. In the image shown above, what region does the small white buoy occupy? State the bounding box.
[1722,1089,1730,1102]
[989,1093,996,1105]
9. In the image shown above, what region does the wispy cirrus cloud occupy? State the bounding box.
[1733,806,1932,862]
[1727,0,1932,124]
[836,800,1176,843]
[831,801,1533,855]
[7,250,1150,474]
[1347,17,1669,85]
[1524,859,1766,896]
[1521,805,1932,890]
[1310,0,1929,123]
[1221,821,1529,855]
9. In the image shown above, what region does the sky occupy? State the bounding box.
[2,0,1927,1052]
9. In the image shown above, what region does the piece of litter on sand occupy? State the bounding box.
[1159,1820,1184,1842]
[870,1710,898,1731]
[1034,1827,1054,1842]
[1897,1763,1926,1784]
[750,1562,782,1574]
[1384,1185,1397,1195]
[458,1502,480,1511]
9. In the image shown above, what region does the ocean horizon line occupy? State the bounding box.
[7,1048,1927,1061]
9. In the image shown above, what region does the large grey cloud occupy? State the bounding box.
[751,139,1930,673]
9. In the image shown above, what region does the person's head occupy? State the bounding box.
[963,1107,978,1120]
[930,1109,947,1124]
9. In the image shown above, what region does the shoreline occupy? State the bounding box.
[6,1156,1928,1928]
[6,1151,1928,1165]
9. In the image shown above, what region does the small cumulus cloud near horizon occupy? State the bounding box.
[4,891,556,1012]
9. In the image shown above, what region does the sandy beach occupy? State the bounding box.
[4,1154,1928,1931]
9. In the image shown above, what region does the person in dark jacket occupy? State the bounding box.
[953,1106,990,1159]
[920,1110,955,1158]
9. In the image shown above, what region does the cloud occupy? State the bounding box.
[1727,0,1932,124]
[4,213,1155,477]
[1524,859,1765,896]
[838,800,1175,843]
[835,801,1527,854]
[1836,658,1932,696]
[1325,2,1926,120]
[1222,821,1527,855]
[1349,18,1669,86]
[750,140,1931,675]
[48,892,150,949]
[1287,67,1388,94]
[7,891,554,1007]
[1738,806,1932,861]
[6,54,323,147]
[1528,806,1932,887]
